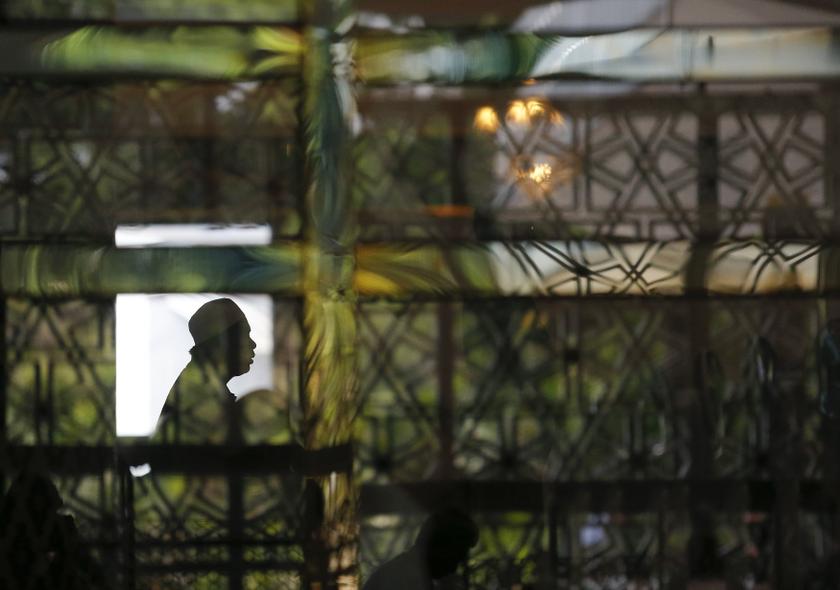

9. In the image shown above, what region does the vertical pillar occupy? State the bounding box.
[300,0,358,587]
[684,89,722,586]
[696,90,719,241]
[119,461,136,590]
[437,303,455,479]
[684,304,718,585]
[228,474,244,590]
[437,106,465,480]
[227,399,244,590]
[761,330,802,589]
[818,84,840,586]
[0,296,6,491]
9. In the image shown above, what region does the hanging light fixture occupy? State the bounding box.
[474,97,578,198]
[473,105,500,132]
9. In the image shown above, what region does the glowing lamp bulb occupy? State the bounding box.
[506,100,529,125]
[474,106,500,132]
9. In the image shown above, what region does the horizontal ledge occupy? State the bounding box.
[1,244,302,296]
[0,26,304,80]
[356,0,840,31]
[1,443,354,476]
[0,19,303,28]
[1,239,836,298]
[358,27,840,84]
[82,539,303,551]
[360,479,840,514]
[2,26,840,83]
[134,561,302,574]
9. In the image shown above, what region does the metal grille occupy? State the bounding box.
[2,5,840,590]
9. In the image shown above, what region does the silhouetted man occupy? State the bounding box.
[363,508,478,590]
[0,471,107,590]
[153,297,256,444]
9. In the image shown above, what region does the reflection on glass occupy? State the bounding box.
[116,293,273,437]
[115,224,274,437]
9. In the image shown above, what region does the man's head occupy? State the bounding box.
[188,298,256,380]
[416,507,479,579]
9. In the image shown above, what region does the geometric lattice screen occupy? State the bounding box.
[4,3,840,590]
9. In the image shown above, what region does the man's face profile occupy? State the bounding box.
[188,298,257,380]
[221,317,257,378]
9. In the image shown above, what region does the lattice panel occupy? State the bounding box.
[564,512,671,587]
[466,511,545,588]
[718,108,828,239]
[455,302,692,481]
[0,80,301,239]
[798,511,840,585]
[5,299,115,444]
[357,297,834,586]
[133,475,230,545]
[358,299,829,485]
[585,111,698,239]
[0,81,298,138]
[27,139,143,237]
[360,510,728,588]
[242,475,306,545]
[54,473,120,543]
[57,473,123,590]
[559,511,776,587]
[138,572,279,590]
[362,511,549,589]
[137,569,341,590]
[467,105,699,241]
[356,303,440,482]
[243,571,300,590]
[360,511,554,588]
[132,472,305,586]
[136,571,229,590]
[705,300,822,478]
[358,302,700,482]
[453,302,570,480]
[352,109,454,239]
[354,95,833,241]
[0,141,14,235]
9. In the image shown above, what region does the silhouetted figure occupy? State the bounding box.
[154,298,257,443]
[818,320,840,418]
[0,471,107,590]
[363,508,478,590]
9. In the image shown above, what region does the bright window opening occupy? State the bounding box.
[115,225,274,437]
